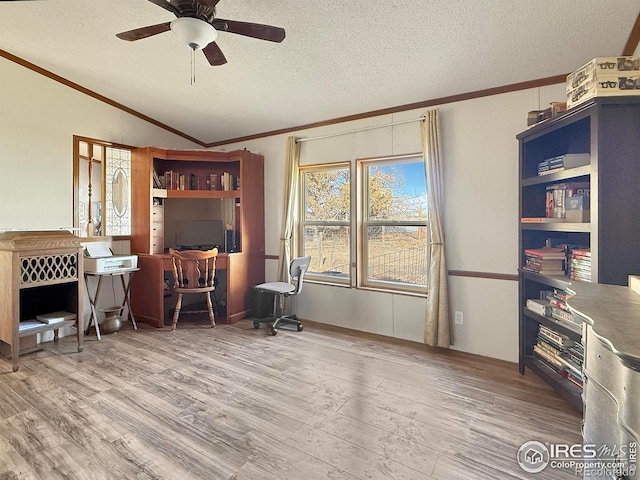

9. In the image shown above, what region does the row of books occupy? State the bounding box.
[522,245,592,279]
[533,324,584,388]
[154,170,240,191]
[569,248,591,283]
[545,181,590,219]
[537,153,590,176]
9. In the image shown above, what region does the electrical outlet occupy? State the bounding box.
[455,311,464,325]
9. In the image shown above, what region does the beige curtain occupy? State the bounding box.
[277,136,301,282]
[421,109,451,347]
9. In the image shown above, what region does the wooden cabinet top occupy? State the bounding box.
[567,281,640,371]
[138,147,252,163]
[0,231,81,252]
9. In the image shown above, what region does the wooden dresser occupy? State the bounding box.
[0,231,84,371]
[567,281,640,479]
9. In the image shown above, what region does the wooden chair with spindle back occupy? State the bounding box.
[168,247,218,330]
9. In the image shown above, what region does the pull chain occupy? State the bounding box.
[191,47,196,85]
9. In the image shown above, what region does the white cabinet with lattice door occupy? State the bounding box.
[0,231,83,371]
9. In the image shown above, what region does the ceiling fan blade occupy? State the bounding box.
[218,19,286,43]
[198,0,220,10]
[202,42,227,66]
[116,22,172,41]
[147,0,179,16]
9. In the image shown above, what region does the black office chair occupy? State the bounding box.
[252,255,311,336]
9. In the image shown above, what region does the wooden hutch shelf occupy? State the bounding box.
[129,147,265,327]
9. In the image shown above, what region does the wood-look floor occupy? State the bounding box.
[0,319,582,480]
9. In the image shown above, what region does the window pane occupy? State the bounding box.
[368,161,427,221]
[105,147,132,236]
[303,225,349,279]
[366,226,427,286]
[303,168,350,221]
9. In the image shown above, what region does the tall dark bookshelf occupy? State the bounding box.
[517,97,640,411]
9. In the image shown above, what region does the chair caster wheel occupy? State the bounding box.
[297,324,303,332]
[270,327,278,336]
[253,322,260,329]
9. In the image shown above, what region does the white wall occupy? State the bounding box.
[0,57,199,231]
[0,56,201,340]
[217,83,566,362]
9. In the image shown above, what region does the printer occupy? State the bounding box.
[83,242,138,273]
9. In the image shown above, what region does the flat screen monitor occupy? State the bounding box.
[174,220,224,250]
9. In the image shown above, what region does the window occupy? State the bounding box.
[298,155,428,293]
[299,164,350,283]
[73,136,132,238]
[359,155,428,292]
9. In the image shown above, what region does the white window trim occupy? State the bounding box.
[298,162,351,285]
[357,154,428,294]
[298,154,428,294]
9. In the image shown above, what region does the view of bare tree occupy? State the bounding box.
[302,160,428,286]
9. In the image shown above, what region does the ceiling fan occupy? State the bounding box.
[116,0,285,66]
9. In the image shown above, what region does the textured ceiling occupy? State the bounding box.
[1,0,639,145]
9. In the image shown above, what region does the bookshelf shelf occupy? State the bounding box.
[522,309,581,339]
[522,165,591,186]
[523,356,583,409]
[165,190,240,199]
[520,222,590,232]
[19,319,76,337]
[520,270,571,290]
[517,97,640,411]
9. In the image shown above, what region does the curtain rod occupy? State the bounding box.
[296,116,426,144]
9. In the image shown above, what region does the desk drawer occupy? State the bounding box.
[152,206,164,222]
[151,222,163,236]
[152,236,164,254]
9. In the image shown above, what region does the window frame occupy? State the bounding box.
[298,162,352,285]
[73,135,134,240]
[357,154,429,294]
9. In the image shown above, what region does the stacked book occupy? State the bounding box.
[565,344,585,388]
[569,248,591,283]
[537,155,565,175]
[537,153,590,176]
[19,311,76,333]
[546,288,583,328]
[523,247,566,276]
[533,324,583,388]
[526,288,582,329]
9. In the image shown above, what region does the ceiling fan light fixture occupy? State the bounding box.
[170,17,217,50]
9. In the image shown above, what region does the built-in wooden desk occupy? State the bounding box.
[130,251,259,327]
[129,147,265,328]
